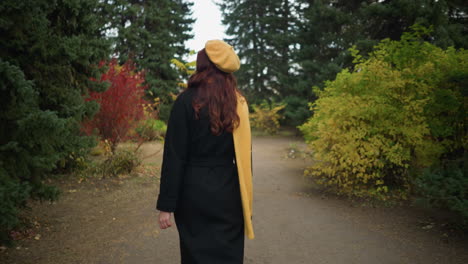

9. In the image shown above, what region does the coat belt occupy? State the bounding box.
[187,156,236,167]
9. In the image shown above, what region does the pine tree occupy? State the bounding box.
[297,0,468,87]
[219,0,307,125]
[219,1,467,126]
[0,59,69,245]
[219,0,284,101]
[101,0,194,121]
[264,0,302,97]
[0,0,110,244]
[294,0,468,126]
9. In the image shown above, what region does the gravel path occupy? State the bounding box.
[2,136,467,264]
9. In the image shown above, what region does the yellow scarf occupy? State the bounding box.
[232,93,255,240]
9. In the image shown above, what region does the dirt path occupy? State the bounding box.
[2,136,468,264]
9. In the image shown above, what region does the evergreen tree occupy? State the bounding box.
[0,0,110,244]
[294,0,468,126]
[297,0,468,87]
[294,0,360,113]
[219,0,310,125]
[219,1,467,126]
[219,0,266,100]
[219,0,300,102]
[0,59,66,245]
[265,0,302,98]
[101,0,194,121]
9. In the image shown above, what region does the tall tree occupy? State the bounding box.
[218,0,300,103]
[297,0,468,86]
[294,0,468,125]
[101,0,194,121]
[218,0,269,100]
[220,0,468,126]
[0,0,110,244]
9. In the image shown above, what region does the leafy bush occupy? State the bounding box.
[132,96,167,141]
[250,101,286,134]
[299,26,467,200]
[135,119,167,141]
[100,149,141,178]
[82,59,149,152]
[77,149,140,179]
[414,160,468,228]
[75,140,141,179]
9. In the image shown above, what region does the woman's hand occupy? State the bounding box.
[158,211,173,229]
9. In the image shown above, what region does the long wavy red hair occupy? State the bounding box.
[187,48,241,136]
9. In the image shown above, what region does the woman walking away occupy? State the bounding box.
[156,39,254,264]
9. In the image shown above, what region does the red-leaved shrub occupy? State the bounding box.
[82,59,148,151]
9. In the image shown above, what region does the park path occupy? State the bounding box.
[2,135,468,264]
[239,137,468,264]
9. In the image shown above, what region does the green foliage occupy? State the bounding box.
[0,0,110,170]
[0,0,110,245]
[414,159,468,228]
[99,149,141,178]
[157,103,173,124]
[133,96,168,142]
[219,0,468,126]
[218,0,300,102]
[297,0,468,128]
[299,27,467,200]
[0,169,31,246]
[135,119,167,141]
[73,142,141,180]
[250,101,286,134]
[171,55,196,89]
[101,0,194,108]
[0,59,65,245]
[282,95,312,127]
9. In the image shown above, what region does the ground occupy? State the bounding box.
[1,135,467,264]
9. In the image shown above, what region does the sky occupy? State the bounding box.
[185,0,226,61]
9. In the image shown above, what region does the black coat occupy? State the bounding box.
[156,88,244,264]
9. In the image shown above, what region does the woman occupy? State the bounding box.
[156,39,254,264]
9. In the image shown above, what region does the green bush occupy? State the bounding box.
[299,26,467,200]
[135,119,167,141]
[414,160,468,228]
[250,101,286,134]
[99,149,141,178]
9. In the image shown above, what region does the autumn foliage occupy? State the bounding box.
[82,59,148,151]
[250,101,286,134]
[299,27,467,201]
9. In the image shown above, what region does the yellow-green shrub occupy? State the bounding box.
[250,101,286,134]
[299,26,467,200]
[135,119,167,141]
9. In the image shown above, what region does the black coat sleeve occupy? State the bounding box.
[156,93,190,212]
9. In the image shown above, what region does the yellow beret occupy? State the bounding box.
[205,40,240,73]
